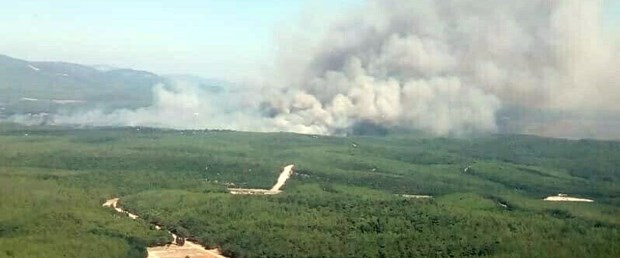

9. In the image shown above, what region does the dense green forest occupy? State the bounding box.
[0,123,618,257]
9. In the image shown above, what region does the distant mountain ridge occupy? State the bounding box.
[0,54,166,115]
[0,54,227,118]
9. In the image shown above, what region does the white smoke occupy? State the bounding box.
[28,82,276,132]
[264,0,619,136]
[8,0,619,138]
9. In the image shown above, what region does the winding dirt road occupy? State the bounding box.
[103,198,226,258]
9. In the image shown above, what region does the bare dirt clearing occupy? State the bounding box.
[401,194,432,199]
[229,164,294,195]
[147,241,224,258]
[103,198,226,258]
[101,165,295,257]
[544,194,593,202]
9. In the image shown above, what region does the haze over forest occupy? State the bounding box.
[1,0,619,140]
[2,2,620,258]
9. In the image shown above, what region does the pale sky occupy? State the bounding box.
[0,0,617,81]
[0,0,361,80]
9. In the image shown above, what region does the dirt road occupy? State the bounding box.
[230,164,295,195]
[147,240,225,258]
[543,195,593,202]
[270,164,295,192]
[103,198,227,258]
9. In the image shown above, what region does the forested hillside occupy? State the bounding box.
[0,123,618,257]
[0,54,163,115]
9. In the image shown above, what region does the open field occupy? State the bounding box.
[0,123,618,257]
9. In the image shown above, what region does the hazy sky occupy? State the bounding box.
[0,0,617,81]
[0,0,361,80]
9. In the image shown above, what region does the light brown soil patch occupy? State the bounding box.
[228,164,294,195]
[544,196,593,202]
[147,241,224,258]
[103,198,227,258]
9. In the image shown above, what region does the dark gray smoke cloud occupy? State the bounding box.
[9,0,619,138]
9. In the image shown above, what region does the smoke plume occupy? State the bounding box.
[9,0,619,138]
[264,0,619,136]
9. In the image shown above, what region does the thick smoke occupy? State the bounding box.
[9,0,619,138]
[265,0,619,136]
[49,82,275,132]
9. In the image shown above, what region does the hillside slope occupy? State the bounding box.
[0,54,164,115]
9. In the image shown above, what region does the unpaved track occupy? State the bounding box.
[103,198,226,258]
[147,241,224,258]
[270,164,295,192]
[230,164,295,195]
[543,196,593,202]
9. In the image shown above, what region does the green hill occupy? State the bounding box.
[0,54,165,115]
[0,123,618,257]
